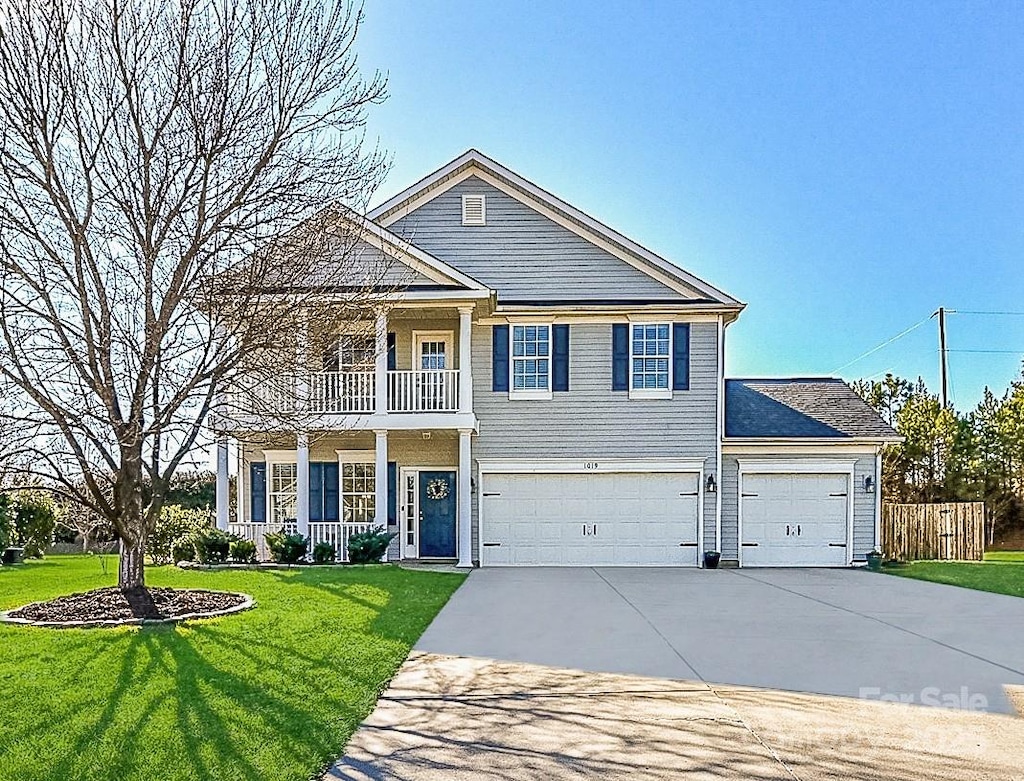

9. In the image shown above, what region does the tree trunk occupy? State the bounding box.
[119,535,145,589]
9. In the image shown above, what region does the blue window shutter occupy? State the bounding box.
[492,325,509,392]
[552,324,570,392]
[323,463,339,521]
[309,463,323,522]
[673,323,690,391]
[387,461,397,526]
[250,463,266,522]
[387,332,396,371]
[612,324,629,391]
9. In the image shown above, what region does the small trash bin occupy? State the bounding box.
[703,551,721,569]
[866,551,883,572]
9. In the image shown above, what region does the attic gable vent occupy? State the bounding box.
[461,193,486,226]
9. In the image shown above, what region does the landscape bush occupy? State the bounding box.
[149,504,210,565]
[347,526,396,564]
[312,541,336,564]
[192,527,236,564]
[8,491,57,558]
[171,538,195,564]
[229,538,257,564]
[264,531,308,564]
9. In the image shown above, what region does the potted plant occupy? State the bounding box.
[703,550,721,569]
[865,548,883,572]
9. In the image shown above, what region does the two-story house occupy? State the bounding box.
[213,149,898,568]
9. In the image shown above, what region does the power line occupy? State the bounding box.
[947,349,1022,354]
[955,310,1024,317]
[830,315,931,374]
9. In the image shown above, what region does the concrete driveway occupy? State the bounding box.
[329,568,1024,780]
[416,567,1024,713]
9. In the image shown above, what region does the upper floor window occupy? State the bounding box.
[511,324,551,397]
[324,334,375,373]
[631,323,671,398]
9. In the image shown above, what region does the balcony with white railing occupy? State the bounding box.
[230,369,463,418]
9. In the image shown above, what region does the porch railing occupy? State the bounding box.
[228,369,461,416]
[228,521,375,563]
[387,369,460,413]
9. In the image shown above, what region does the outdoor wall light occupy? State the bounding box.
[705,474,717,493]
[864,475,875,493]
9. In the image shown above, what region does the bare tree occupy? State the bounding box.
[0,0,390,589]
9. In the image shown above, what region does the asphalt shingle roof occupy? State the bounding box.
[725,378,900,439]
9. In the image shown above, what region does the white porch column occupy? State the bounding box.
[236,441,246,525]
[375,308,388,415]
[215,436,229,530]
[458,306,474,414]
[296,432,310,538]
[456,428,473,568]
[374,429,388,528]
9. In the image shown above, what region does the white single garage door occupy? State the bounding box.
[481,471,700,566]
[741,473,850,567]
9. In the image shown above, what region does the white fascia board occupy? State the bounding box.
[490,304,743,319]
[478,457,707,474]
[724,437,902,448]
[370,150,743,307]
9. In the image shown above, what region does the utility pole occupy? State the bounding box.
[932,307,950,408]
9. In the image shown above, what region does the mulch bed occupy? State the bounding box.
[4,587,251,627]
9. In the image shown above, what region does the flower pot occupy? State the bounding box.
[2,547,25,565]
[866,552,883,572]
[703,551,721,569]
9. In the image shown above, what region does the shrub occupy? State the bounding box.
[150,505,210,565]
[347,526,396,564]
[312,541,336,564]
[0,494,12,553]
[192,527,236,564]
[229,538,257,564]
[265,531,308,564]
[11,492,57,558]
[171,538,196,564]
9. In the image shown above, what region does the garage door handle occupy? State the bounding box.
[483,492,502,497]
[829,493,848,497]
[679,492,698,497]
[482,542,501,547]
[742,493,759,497]
[678,542,698,547]
[742,542,759,547]
[829,543,847,548]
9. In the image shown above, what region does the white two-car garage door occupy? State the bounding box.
[481,471,701,566]
[741,473,851,567]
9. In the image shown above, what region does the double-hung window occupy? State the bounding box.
[631,323,671,398]
[269,462,298,523]
[511,324,551,398]
[341,462,375,524]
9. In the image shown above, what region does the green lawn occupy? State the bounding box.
[0,555,465,781]
[883,551,1024,598]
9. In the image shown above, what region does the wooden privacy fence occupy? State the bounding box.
[882,502,985,561]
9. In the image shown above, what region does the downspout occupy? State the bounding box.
[715,315,724,556]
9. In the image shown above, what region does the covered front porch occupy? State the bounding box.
[215,428,475,566]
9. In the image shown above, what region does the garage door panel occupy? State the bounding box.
[741,473,849,567]
[482,471,699,566]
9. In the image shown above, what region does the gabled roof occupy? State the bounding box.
[369,149,743,309]
[725,378,901,440]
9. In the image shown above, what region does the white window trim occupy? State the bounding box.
[628,322,672,400]
[335,449,376,526]
[461,193,486,226]
[412,330,455,370]
[263,450,298,525]
[508,322,553,400]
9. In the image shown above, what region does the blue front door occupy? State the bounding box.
[419,471,457,558]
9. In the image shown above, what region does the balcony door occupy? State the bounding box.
[413,331,453,411]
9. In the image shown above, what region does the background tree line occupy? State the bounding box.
[853,369,1024,545]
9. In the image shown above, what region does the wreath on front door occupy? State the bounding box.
[426,478,450,500]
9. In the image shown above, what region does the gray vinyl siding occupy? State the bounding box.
[388,176,699,302]
[471,320,720,560]
[303,238,438,288]
[720,452,878,564]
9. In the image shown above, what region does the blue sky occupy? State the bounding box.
[357,1,1024,411]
